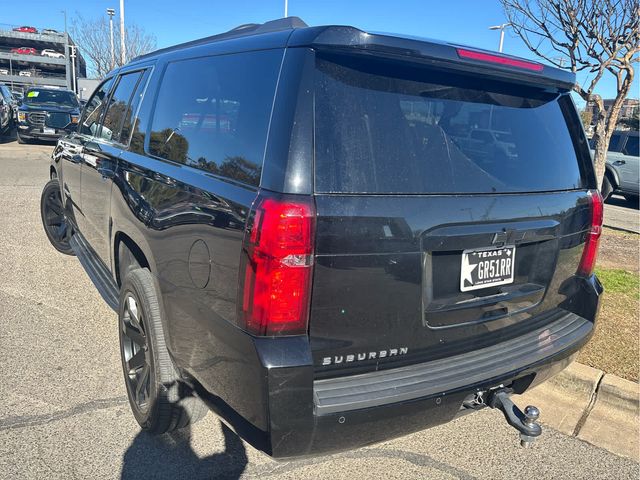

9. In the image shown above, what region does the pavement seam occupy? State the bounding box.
[572,370,605,437]
[0,396,127,431]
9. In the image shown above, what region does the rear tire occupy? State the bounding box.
[119,268,207,434]
[40,179,74,255]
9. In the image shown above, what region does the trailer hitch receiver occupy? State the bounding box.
[487,389,542,447]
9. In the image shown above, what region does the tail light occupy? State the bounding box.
[456,48,544,72]
[239,192,315,336]
[577,190,604,277]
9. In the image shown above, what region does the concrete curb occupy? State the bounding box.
[517,362,639,461]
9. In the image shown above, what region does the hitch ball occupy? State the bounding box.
[520,405,541,448]
[486,390,542,447]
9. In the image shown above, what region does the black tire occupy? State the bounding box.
[119,268,207,434]
[17,133,28,144]
[40,179,74,255]
[601,174,613,202]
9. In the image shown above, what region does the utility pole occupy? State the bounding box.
[119,0,126,65]
[284,0,288,17]
[107,8,116,69]
[70,45,77,93]
[489,23,511,53]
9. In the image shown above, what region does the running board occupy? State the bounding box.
[70,233,119,311]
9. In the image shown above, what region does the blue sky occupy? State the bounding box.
[2,0,638,106]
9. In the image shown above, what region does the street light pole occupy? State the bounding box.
[107,8,116,69]
[119,0,126,65]
[488,23,511,53]
[70,45,77,93]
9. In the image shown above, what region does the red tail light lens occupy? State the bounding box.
[456,48,544,72]
[240,193,315,336]
[577,190,604,277]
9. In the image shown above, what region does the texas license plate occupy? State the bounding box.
[460,245,516,292]
[43,127,56,135]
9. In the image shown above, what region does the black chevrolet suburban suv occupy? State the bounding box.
[41,18,603,458]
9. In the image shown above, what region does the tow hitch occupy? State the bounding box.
[486,389,542,447]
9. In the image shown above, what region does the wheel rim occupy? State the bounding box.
[43,187,69,245]
[122,294,151,413]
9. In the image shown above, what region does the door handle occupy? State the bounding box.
[70,154,83,164]
[613,160,626,165]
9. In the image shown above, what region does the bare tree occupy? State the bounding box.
[70,14,157,78]
[500,0,639,189]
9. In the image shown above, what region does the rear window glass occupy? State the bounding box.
[314,55,584,194]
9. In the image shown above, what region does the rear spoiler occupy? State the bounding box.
[288,26,575,92]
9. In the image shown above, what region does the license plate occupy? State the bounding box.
[460,245,516,292]
[43,127,55,135]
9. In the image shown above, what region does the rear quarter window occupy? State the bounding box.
[314,55,585,194]
[147,49,282,187]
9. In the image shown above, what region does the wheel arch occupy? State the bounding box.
[114,231,151,287]
[605,164,620,188]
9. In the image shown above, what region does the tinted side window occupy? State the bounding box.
[623,136,639,156]
[148,50,282,186]
[100,71,144,143]
[120,70,150,146]
[608,134,622,152]
[80,78,114,136]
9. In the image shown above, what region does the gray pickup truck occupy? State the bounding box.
[596,131,639,202]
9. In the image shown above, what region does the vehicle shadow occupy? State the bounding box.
[120,405,248,480]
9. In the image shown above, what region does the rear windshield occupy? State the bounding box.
[314,55,584,194]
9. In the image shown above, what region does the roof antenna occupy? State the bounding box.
[284,0,288,17]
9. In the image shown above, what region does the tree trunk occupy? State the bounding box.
[589,96,608,189]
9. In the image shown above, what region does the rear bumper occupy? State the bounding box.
[198,275,601,459]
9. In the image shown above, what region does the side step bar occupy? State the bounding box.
[70,233,119,311]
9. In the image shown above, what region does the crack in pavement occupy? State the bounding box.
[0,396,127,431]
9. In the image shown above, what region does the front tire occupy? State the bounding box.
[119,268,207,434]
[17,133,28,144]
[40,179,74,255]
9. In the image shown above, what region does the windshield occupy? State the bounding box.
[24,89,79,108]
[314,54,584,194]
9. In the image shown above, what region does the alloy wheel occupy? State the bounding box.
[43,187,69,246]
[121,294,152,413]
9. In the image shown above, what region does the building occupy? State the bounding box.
[0,26,86,95]
[586,97,640,123]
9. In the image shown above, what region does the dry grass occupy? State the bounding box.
[577,228,639,381]
[578,268,639,382]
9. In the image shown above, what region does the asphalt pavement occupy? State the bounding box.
[0,140,638,480]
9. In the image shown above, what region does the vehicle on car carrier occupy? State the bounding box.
[41,17,602,458]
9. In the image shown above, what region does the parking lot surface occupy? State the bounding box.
[0,141,638,479]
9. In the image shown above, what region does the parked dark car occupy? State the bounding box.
[10,47,37,55]
[13,26,38,34]
[41,18,602,458]
[0,83,18,136]
[17,87,80,143]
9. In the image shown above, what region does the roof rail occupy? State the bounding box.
[131,17,308,63]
